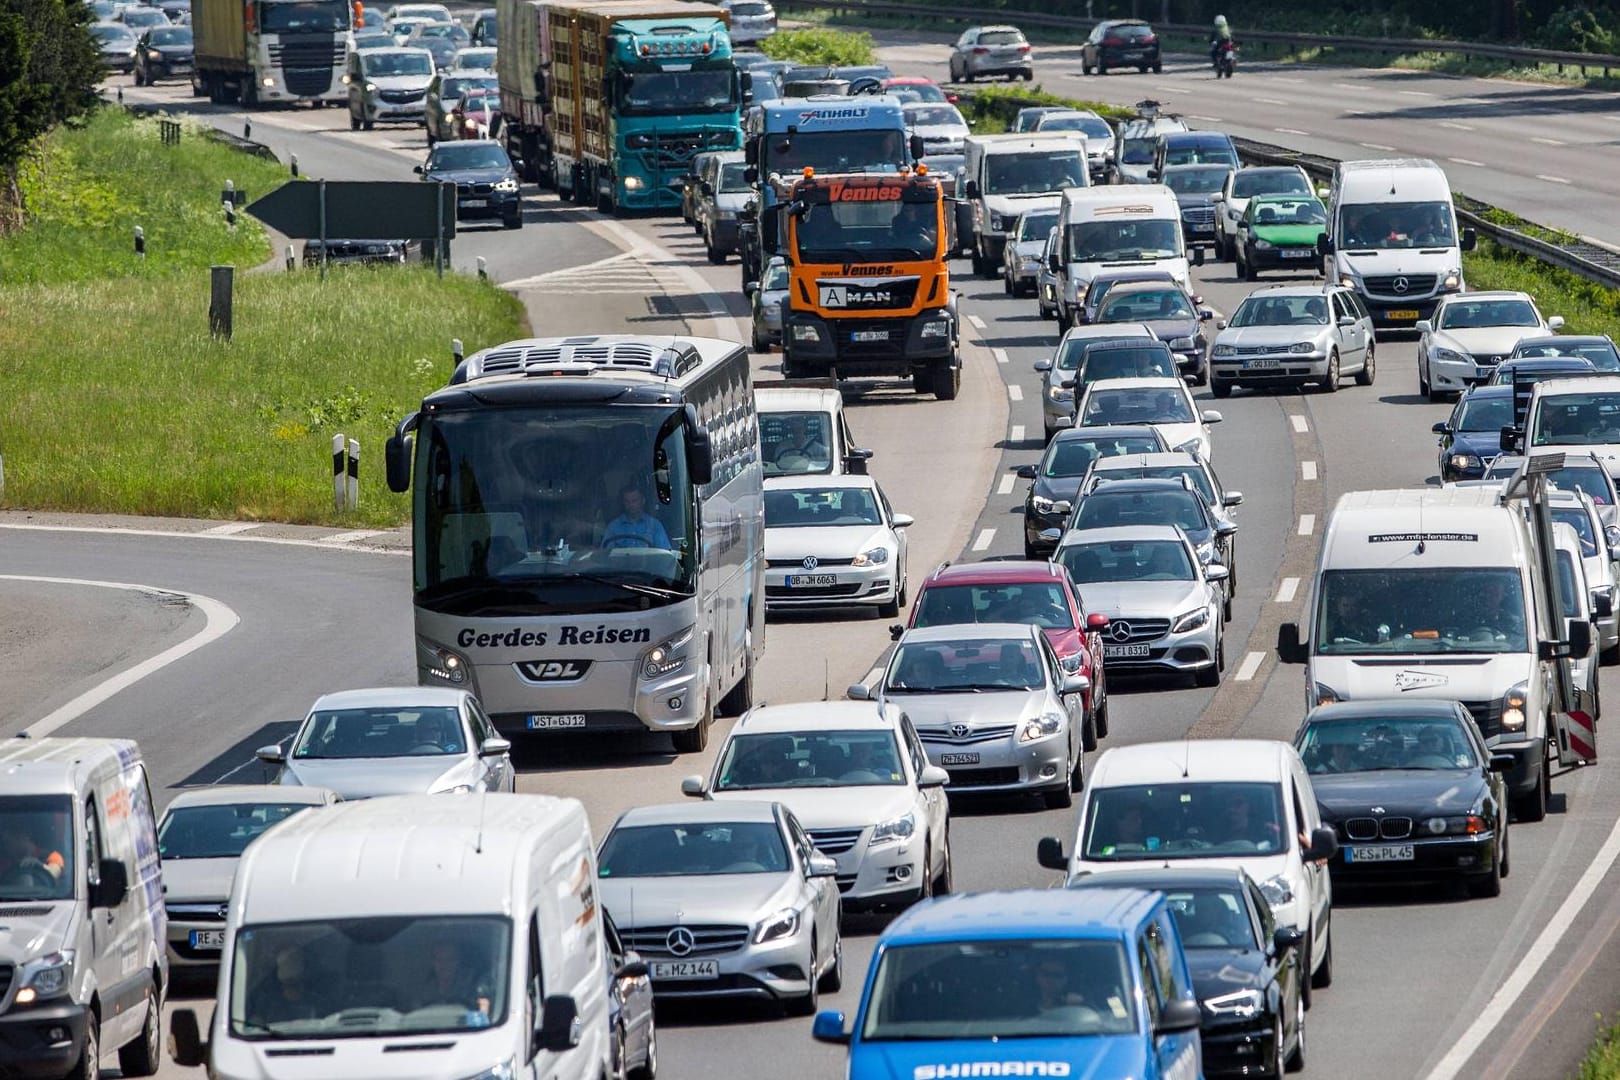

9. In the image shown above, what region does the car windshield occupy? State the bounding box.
[1440,299,1540,330]
[913,584,1075,630]
[1165,143,1235,167]
[715,730,905,789]
[459,92,496,112]
[719,162,751,192]
[229,916,510,1039]
[765,485,880,525]
[455,47,495,65]
[978,29,1026,45]
[762,260,790,290]
[1299,715,1480,774]
[260,0,348,32]
[1229,293,1330,327]
[1493,362,1592,385]
[906,105,963,127]
[414,23,464,39]
[93,22,135,42]
[0,796,74,902]
[1083,782,1287,860]
[1082,345,1177,382]
[352,31,393,48]
[1081,386,1194,424]
[1075,489,1208,534]
[984,151,1086,195]
[159,803,315,860]
[149,26,191,43]
[1315,567,1528,654]
[1042,435,1163,477]
[1069,219,1180,261]
[1057,331,1147,370]
[1098,288,1193,322]
[427,143,509,170]
[121,8,167,24]
[1550,465,1613,504]
[598,821,789,876]
[1531,392,1620,447]
[292,705,465,759]
[1121,137,1156,165]
[1056,539,1194,583]
[1453,395,1512,432]
[366,51,433,76]
[1017,211,1058,242]
[861,939,1136,1041]
[1250,197,1326,227]
[1231,170,1311,199]
[1098,464,1216,505]
[796,193,938,261]
[441,75,494,98]
[620,69,736,116]
[893,82,946,101]
[1338,200,1456,250]
[1512,339,1620,371]
[1554,505,1598,557]
[1160,887,1259,950]
[886,638,1045,692]
[1164,167,1229,194]
[760,412,834,476]
[1041,116,1113,141]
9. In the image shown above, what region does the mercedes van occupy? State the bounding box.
[962,133,1090,276]
[755,381,873,477]
[1052,185,1199,330]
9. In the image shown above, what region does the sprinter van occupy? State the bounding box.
[172,794,613,1080]
[0,737,168,1080]
[1319,159,1476,332]
[1052,185,1199,329]
[962,133,1090,276]
[755,381,872,477]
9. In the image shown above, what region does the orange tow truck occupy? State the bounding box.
[762,167,960,399]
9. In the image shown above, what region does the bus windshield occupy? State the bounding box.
[413,405,697,614]
[764,129,906,176]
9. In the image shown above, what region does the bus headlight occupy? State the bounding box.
[426,645,470,684]
[1502,682,1528,730]
[642,626,695,680]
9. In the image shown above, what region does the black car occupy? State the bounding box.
[1162,163,1233,248]
[416,141,523,229]
[1151,131,1239,181]
[1069,868,1305,1079]
[1079,268,1176,325]
[134,25,193,85]
[1092,281,1215,383]
[302,238,410,267]
[1295,700,1512,897]
[1081,19,1161,75]
[469,7,496,46]
[1015,425,1168,558]
[91,21,139,73]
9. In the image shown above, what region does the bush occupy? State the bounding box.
[758,27,876,66]
[1538,6,1617,51]
[956,84,1134,134]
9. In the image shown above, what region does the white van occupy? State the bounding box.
[1277,486,1592,821]
[1513,375,1620,480]
[0,737,168,1080]
[755,380,872,477]
[1051,185,1198,329]
[1321,158,1477,333]
[961,133,1090,277]
[172,794,612,1080]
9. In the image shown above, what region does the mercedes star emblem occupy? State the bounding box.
[1391,276,1410,294]
[950,723,970,739]
[666,926,696,957]
[217,904,229,919]
[801,556,819,570]
[1110,620,1134,643]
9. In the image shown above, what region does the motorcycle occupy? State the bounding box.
[1213,40,1237,77]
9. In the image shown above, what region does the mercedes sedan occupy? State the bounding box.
[1418,290,1562,401]
[1016,424,1168,556]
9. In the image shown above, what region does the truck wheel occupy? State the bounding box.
[1512,744,1549,822]
[912,370,930,394]
[932,360,960,401]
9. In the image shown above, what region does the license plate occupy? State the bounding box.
[789,574,837,587]
[1121,51,1144,60]
[941,752,981,765]
[1281,249,1313,259]
[1344,844,1414,863]
[527,713,586,730]
[650,960,720,981]
[1104,643,1150,658]
[852,330,888,343]
[189,930,225,950]
[1243,358,1281,369]
[460,198,486,208]
[1386,309,1420,321]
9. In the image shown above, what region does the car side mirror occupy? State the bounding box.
[1048,251,1062,272]
[1034,358,1053,371]
[1205,563,1230,582]
[846,683,872,700]
[1051,499,1072,516]
[1015,464,1039,479]
[1337,315,1356,327]
[812,1010,851,1044]
[1216,521,1239,538]
[1569,617,1593,656]
[91,858,129,909]
[807,853,839,878]
[413,164,424,174]
[1461,226,1477,252]
[1222,491,1243,507]
[1277,622,1306,663]
[1607,524,1620,550]
[889,624,906,641]
[1500,426,1523,455]
[1155,997,1203,1035]
[1490,752,1515,773]
[1085,612,1110,630]
[1414,320,1433,334]
[1201,409,1223,424]
[1060,377,1077,390]
[1305,825,1339,861]
[535,994,582,1052]
[918,764,950,788]
[1192,247,1205,266]
[169,1009,208,1068]
[744,163,759,183]
[680,774,708,798]
[1216,319,1228,330]
[615,951,649,979]
[1315,232,1334,256]
[385,425,414,493]
[479,736,512,757]
[1272,925,1303,954]
[1432,421,1451,435]
[964,180,980,199]
[892,513,915,529]
[1036,835,1068,871]
[699,180,713,197]
[255,744,286,766]
[1146,168,1160,181]
[744,281,758,296]
[1060,673,1090,695]
[1549,315,1566,331]
[1198,308,1214,321]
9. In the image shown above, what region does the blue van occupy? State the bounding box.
[813,889,1204,1079]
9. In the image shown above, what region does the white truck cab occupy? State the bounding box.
[1052,185,1199,329]
[961,132,1090,277]
[755,381,872,477]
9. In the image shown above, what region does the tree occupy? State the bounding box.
[0,0,102,234]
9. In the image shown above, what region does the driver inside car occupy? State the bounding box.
[0,815,66,885]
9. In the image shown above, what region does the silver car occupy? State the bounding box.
[947,24,1033,82]
[903,102,970,156]
[723,0,776,45]
[596,800,842,1013]
[749,255,789,352]
[1208,283,1376,399]
[158,785,340,974]
[862,623,1089,808]
[1034,323,1157,439]
[256,686,515,798]
[1002,206,1060,299]
[1547,488,1620,659]
[1036,224,1062,319]
[1052,524,1228,687]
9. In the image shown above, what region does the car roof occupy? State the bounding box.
[1163,131,1231,144]
[763,474,877,492]
[1083,376,1190,392]
[1438,290,1535,304]
[1067,866,1253,891]
[1058,524,1185,545]
[1105,281,1188,297]
[1084,338,1172,353]
[1091,451,1204,471]
[732,700,895,733]
[306,686,470,711]
[1060,323,1157,344]
[1304,700,1465,723]
[1533,376,1620,395]
[1518,335,1613,346]
[1084,477,1195,495]
[884,888,1162,942]
[972,24,1024,33]
[614,800,780,827]
[883,76,937,85]
[1235,165,1304,175]
[900,622,1040,645]
[1052,424,1164,443]
[1249,192,1319,202]
[924,560,1068,586]
[1092,739,1296,786]
[1458,384,1514,400]
[162,785,338,813]
[1242,283,1337,298]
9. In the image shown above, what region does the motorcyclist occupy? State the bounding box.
[1210,15,1235,69]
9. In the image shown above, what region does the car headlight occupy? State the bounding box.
[456,1062,515,1080]
[1448,453,1482,470]
[14,952,75,1006]
[1313,682,1341,707]
[365,81,378,92]
[426,644,470,684]
[624,133,653,149]
[1502,682,1528,731]
[1213,343,1236,357]
[642,625,694,680]
[1169,336,1196,351]
[1031,494,1056,513]
[1258,873,1294,910]
[990,212,1011,231]
[1254,238,1274,250]
[1019,712,1065,743]
[623,176,644,191]
[495,177,519,192]
[1204,988,1263,1018]
[1338,274,1355,289]
[792,324,822,343]
[1291,341,1315,354]
[1423,814,1488,836]
[921,317,952,339]
[1443,268,1462,290]
[1047,385,1073,403]
[870,812,915,844]
[1434,348,1470,366]
[851,546,890,567]
[1194,541,1216,565]
[1171,607,1208,634]
[753,907,802,944]
[148,49,161,59]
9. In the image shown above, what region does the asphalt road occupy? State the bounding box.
[17,51,1620,1080]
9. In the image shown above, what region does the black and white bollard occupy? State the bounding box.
[133,225,145,259]
[332,435,360,511]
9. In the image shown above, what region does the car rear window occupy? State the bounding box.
[979,29,1026,45]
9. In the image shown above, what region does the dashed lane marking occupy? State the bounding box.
[1361,142,1396,151]
[1289,414,1308,433]
[1276,577,1299,603]
[1537,174,1572,185]
[1532,137,1566,145]
[1301,460,1318,481]
[992,347,1009,365]
[1298,514,1316,536]
[1450,157,1486,167]
[1274,127,1310,136]
[967,314,987,330]
[201,523,260,536]
[972,528,995,552]
[1008,384,1023,402]
[1255,97,1289,106]
[997,473,1016,496]
[1397,89,1436,97]
[1011,424,1026,442]
[1441,121,1475,131]
[1234,651,1266,682]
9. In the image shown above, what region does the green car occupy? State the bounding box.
[1235,194,1327,281]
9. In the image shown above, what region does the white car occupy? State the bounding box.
[683,701,953,911]
[722,0,777,44]
[384,2,451,21]
[1547,488,1620,658]
[1038,738,1340,1004]
[1001,203,1061,299]
[1031,109,1116,181]
[448,45,495,71]
[1075,375,1222,461]
[1212,165,1313,261]
[256,686,515,799]
[903,101,970,156]
[763,474,913,616]
[1417,290,1562,401]
[1051,524,1227,686]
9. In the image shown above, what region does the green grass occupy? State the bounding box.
[1464,240,1620,341]
[0,106,528,527]
[758,26,877,66]
[956,84,1136,134]
[1577,1015,1620,1080]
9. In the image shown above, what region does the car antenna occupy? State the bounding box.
[475,792,487,855]
[1181,740,1191,779]
[1416,499,1427,556]
[823,658,831,702]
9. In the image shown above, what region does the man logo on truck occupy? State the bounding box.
[821,285,895,308]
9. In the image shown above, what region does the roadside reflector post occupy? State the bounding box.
[133,225,145,259]
[208,265,234,340]
[477,255,486,281]
[347,439,360,510]
[290,153,299,178]
[286,244,295,272]
[452,338,464,373]
[333,436,360,511]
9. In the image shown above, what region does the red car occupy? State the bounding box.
[452,90,501,140]
[881,75,957,104]
[899,560,1110,749]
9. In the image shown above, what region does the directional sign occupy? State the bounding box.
[245,180,457,240]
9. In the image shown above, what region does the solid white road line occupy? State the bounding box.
[0,575,240,739]
[322,529,387,544]
[997,474,1016,496]
[1301,460,1318,480]
[1234,651,1266,682]
[1011,424,1026,443]
[0,522,408,556]
[1298,514,1316,536]
[1537,174,1572,185]
[1275,128,1311,136]
[1290,414,1308,433]
[1361,142,1396,151]
[1397,89,1436,97]
[201,522,260,536]
[1440,121,1475,131]
[993,347,1009,365]
[972,528,995,552]
[1276,577,1300,603]
[1450,157,1486,168]
[1532,137,1566,145]
[1189,115,1223,123]
[1008,384,1024,402]
[1423,810,1620,1080]
[967,314,987,330]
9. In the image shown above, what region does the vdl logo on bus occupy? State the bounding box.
[517,660,592,682]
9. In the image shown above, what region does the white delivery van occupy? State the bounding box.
[961,133,1089,277]
[172,794,613,1080]
[1052,184,1199,329]
[0,737,168,1080]
[1321,158,1477,333]
[1513,375,1620,480]
[755,380,873,477]
[1278,484,1594,822]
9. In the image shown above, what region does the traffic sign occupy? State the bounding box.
[245,180,457,241]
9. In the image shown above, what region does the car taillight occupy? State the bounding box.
[1018,44,1031,52]
[1103,37,1122,46]
[1142,35,1157,43]
[972,46,988,54]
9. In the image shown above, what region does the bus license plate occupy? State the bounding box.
[1104,644,1150,658]
[852,330,888,342]
[189,930,225,950]
[1386,309,1419,321]
[651,960,719,981]
[1345,844,1414,862]
[789,574,837,587]
[941,753,981,765]
[527,714,587,730]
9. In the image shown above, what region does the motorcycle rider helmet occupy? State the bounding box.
[1213,13,1227,26]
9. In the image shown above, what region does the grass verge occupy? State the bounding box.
[0,107,528,527]
[759,25,877,65]
[1578,1016,1620,1080]
[1464,240,1620,341]
[957,84,1134,133]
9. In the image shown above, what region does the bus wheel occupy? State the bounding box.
[672,696,711,754]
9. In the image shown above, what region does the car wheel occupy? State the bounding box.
[67,1009,98,1080]
[1153,60,1163,73]
[1195,631,1223,687]
[932,359,961,400]
[1500,816,1511,877]
[935,829,953,894]
[504,213,522,230]
[1355,340,1376,385]
[1025,536,1042,559]
[878,590,901,619]
[1285,990,1307,1072]
[818,934,844,993]
[1137,65,1149,73]
[1263,1015,1286,1080]
[1081,710,1098,754]
[1300,931,1314,1011]
[706,236,725,264]
[1003,267,1013,294]
[1425,354,1445,403]
[1044,772,1074,810]
[1418,351,1432,397]
[362,118,375,131]
[1223,587,1234,623]
[786,937,820,1016]
[1513,741,1550,822]
[350,112,360,131]
[118,981,162,1077]
[1094,696,1109,739]
[1241,246,1258,282]
[919,843,935,902]
[1310,924,1334,989]
[1097,61,1108,75]
[1082,57,1092,75]
[1022,70,1033,81]
[752,325,769,352]
[1212,377,1232,399]
[1320,349,1340,393]
[1193,361,1208,387]
[636,1023,657,1080]
[1469,848,1504,897]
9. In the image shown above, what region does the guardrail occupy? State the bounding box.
[777,0,1620,76]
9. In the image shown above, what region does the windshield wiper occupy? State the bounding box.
[554,573,690,600]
